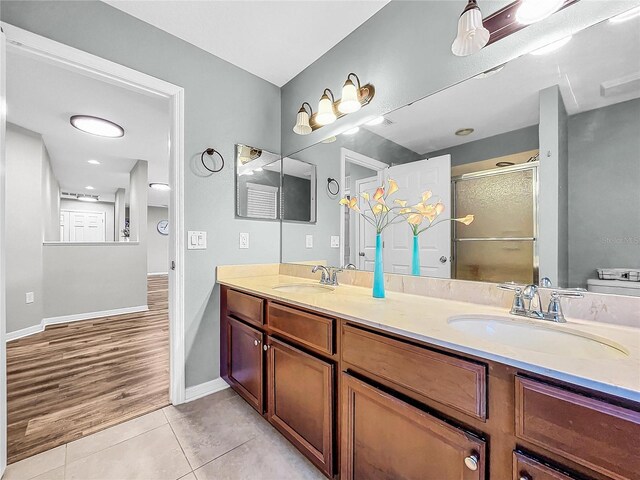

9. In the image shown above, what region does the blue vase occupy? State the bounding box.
[373,233,385,298]
[411,234,420,276]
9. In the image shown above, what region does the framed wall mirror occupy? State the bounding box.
[281,157,317,223]
[280,14,640,296]
[235,144,281,220]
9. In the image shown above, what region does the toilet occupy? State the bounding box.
[587,278,640,297]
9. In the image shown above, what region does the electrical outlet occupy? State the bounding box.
[330,235,340,248]
[25,292,34,304]
[239,232,250,249]
[305,235,313,248]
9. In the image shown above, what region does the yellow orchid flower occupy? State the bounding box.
[387,179,398,196]
[422,191,433,203]
[371,203,389,216]
[455,214,475,225]
[339,196,360,212]
[407,213,423,225]
[361,192,370,201]
[399,207,413,214]
[373,187,385,203]
[435,202,445,216]
[394,199,408,207]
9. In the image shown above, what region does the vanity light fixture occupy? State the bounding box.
[451,0,490,57]
[149,183,171,191]
[87,159,101,165]
[609,5,640,24]
[455,128,475,136]
[293,102,313,135]
[530,35,572,55]
[516,0,564,25]
[342,126,360,136]
[316,89,337,126]
[338,73,363,114]
[70,115,124,138]
[365,116,385,126]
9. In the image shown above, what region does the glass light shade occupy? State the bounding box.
[338,79,361,114]
[293,108,312,135]
[70,115,124,138]
[316,94,337,125]
[149,183,171,191]
[451,1,490,57]
[516,0,564,25]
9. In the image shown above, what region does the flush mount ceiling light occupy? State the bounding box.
[293,102,313,135]
[609,5,640,24]
[342,126,360,136]
[530,35,572,55]
[70,115,124,138]
[516,0,564,25]
[76,194,99,202]
[365,116,385,126]
[149,183,171,191]
[338,73,363,114]
[87,159,101,165]
[451,0,490,57]
[85,186,95,190]
[455,128,475,136]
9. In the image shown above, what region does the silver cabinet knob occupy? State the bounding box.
[464,454,479,471]
[519,475,531,480]
[263,344,270,351]
[439,256,447,264]
[253,339,259,346]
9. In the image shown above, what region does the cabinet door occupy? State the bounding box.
[267,337,334,477]
[341,373,485,480]
[227,316,263,413]
[513,452,577,480]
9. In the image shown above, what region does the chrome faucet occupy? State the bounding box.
[498,282,584,323]
[312,265,342,286]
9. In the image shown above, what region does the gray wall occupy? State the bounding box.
[281,1,635,157]
[148,206,169,274]
[5,124,46,333]
[114,188,126,241]
[1,0,281,387]
[568,98,640,288]
[59,198,115,242]
[41,147,60,242]
[426,125,539,167]
[282,175,311,222]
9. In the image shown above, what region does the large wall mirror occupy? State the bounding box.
[281,14,640,296]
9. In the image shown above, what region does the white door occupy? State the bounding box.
[385,155,452,278]
[356,176,382,271]
[61,210,106,242]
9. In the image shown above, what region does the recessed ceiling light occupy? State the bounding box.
[516,0,564,25]
[87,159,101,165]
[365,116,385,126]
[609,6,640,23]
[70,115,124,138]
[149,183,171,191]
[85,186,95,190]
[455,128,474,136]
[343,126,360,136]
[530,36,572,56]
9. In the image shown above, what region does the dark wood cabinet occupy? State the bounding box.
[226,316,264,413]
[513,452,578,480]
[341,373,486,480]
[266,337,334,477]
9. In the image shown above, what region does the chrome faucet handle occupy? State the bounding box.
[540,277,552,288]
[497,283,526,314]
[329,267,343,286]
[546,289,584,323]
[497,282,524,291]
[311,265,330,284]
[523,284,544,318]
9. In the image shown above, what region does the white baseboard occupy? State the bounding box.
[6,305,149,341]
[148,272,168,276]
[185,378,230,403]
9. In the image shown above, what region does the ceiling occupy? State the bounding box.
[6,51,171,206]
[365,13,640,155]
[102,0,390,87]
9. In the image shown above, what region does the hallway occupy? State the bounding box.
[6,275,169,464]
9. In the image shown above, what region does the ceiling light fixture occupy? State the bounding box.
[451,0,490,57]
[365,116,385,126]
[516,0,564,25]
[85,186,95,190]
[530,35,572,55]
[316,89,337,126]
[76,194,99,202]
[149,183,171,191]
[338,73,362,114]
[342,126,360,136]
[293,102,313,135]
[455,128,475,136]
[609,5,640,24]
[87,159,101,165]
[70,115,124,138]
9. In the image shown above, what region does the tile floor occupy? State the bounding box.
[2,388,324,480]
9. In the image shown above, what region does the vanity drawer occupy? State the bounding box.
[341,324,487,420]
[227,289,264,327]
[267,303,334,356]
[515,376,640,480]
[513,452,577,480]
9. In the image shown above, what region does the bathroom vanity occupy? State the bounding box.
[218,272,640,480]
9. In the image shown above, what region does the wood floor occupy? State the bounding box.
[6,275,170,464]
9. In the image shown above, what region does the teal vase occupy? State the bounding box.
[411,234,420,276]
[373,233,385,298]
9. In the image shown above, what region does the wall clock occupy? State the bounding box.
[157,220,169,236]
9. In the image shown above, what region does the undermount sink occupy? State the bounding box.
[447,315,628,359]
[272,283,335,294]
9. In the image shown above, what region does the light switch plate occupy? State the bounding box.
[239,232,250,249]
[305,235,313,248]
[188,231,207,250]
[25,292,34,304]
[330,235,340,248]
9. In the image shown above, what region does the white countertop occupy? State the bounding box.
[218,274,640,403]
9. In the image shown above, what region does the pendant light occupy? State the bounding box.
[338,73,362,114]
[451,0,490,57]
[293,102,313,135]
[516,0,564,25]
[316,89,337,126]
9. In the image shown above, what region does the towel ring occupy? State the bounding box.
[201,148,224,173]
[327,177,340,196]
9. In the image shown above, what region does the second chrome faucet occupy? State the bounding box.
[498,281,584,323]
[312,265,343,286]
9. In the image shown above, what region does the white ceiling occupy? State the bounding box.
[102,0,390,87]
[6,51,171,206]
[366,14,640,155]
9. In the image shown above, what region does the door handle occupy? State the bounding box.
[439,256,447,263]
[359,252,365,257]
[170,261,176,271]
